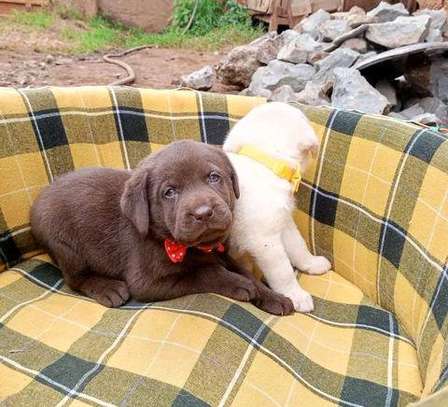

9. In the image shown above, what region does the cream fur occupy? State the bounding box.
[223,102,331,312]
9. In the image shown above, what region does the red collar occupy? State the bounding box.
[164,239,225,263]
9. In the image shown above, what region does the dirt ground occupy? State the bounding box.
[0,47,240,92]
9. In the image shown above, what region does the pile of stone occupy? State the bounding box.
[182,2,448,125]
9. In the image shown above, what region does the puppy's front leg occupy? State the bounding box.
[254,236,314,313]
[128,266,257,304]
[282,218,331,275]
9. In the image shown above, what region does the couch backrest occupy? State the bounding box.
[0,86,447,398]
[0,86,263,271]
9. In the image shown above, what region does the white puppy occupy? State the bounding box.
[223,102,331,312]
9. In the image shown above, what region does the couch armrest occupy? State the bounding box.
[293,103,448,394]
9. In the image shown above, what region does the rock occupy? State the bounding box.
[248,60,316,95]
[295,9,331,38]
[388,111,406,120]
[331,68,390,114]
[313,48,360,90]
[218,45,261,88]
[277,33,322,64]
[418,97,448,122]
[245,87,272,98]
[278,29,302,46]
[375,80,398,106]
[268,85,298,103]
[319,19,351,42]
[45,54,54,64]
[249,32,281,64]
[356,51,378,65]
[366,16,431,48]
[55,57,73,65]
[426,29,443,42]
[414,9,447,33]
[341,38,368,53]
[405,56,448,104]
[398,103,424,119]
[411,113,443,125]
[308,50,330,64]
[346,6,372,28]
[180,65,215,91]
[96,0,171,32]
[296,82,330,106]
[367,2,409,23]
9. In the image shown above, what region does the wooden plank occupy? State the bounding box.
[0,0,46,5]
[354,42,448,70]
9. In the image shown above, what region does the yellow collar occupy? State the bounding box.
[237,145,302,193]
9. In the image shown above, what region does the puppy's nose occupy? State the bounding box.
[191,205,214,222]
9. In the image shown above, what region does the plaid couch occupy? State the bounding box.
[0,87,447,407]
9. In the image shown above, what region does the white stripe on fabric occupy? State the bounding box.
[0,110,239,125]
[196,91,208,143]
[311,109,339,255]
[109,87,130,170]
[377,129,425,305]
[0,279,63,324]
[17,89,54,181]
[218,316,273,407]
[385,314,395,407]
[0,226,32,242]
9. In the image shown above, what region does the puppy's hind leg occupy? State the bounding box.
[282,218,331,275]
[253,235,314,313]
[49,240,130,308]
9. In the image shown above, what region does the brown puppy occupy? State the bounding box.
[31,140,293,315]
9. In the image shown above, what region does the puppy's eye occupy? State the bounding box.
[208,171,221,184]
[164,187,177,199]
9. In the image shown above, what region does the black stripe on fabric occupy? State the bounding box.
[0,232,20,269]
[429,262,448,330]
[27,108,70,150]
[409,130,445,164]
[38,353,100,395]
[172,390,210,407]
[379,220,407,269]
[220,303,270,344]
[0,205,21,267]
[329,109,363,136]
[29,261,63,287]
[112,90,150,143]
[434,363,448,392]
[312,187,339,228]
[341,376,400,407]
[195,92,230,145]
[356,305,399,340]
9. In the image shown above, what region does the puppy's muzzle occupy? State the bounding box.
[189,204,214,223]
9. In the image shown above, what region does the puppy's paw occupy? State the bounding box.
[226,277,257,302]
[285,289,314,313]
[86,279,130,308]
[254,291,295,316]
[303,256,331,275]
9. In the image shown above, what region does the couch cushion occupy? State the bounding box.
[0,255,421,405]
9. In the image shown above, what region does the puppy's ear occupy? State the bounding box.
[221,154,240,199]
[230,166,240,199]
[120,170,150,236]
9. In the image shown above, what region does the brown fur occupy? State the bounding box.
[31,140,293,315]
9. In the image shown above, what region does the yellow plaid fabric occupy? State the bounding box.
[0,87,446,406]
